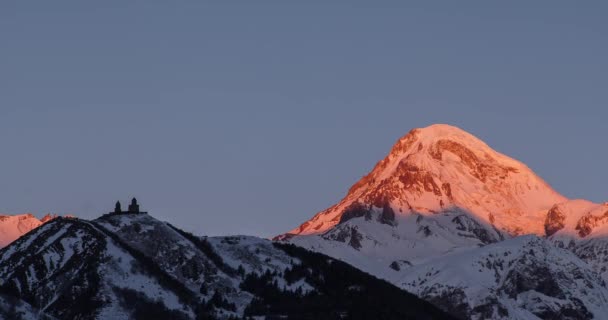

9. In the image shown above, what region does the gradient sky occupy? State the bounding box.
[1,2,607,237]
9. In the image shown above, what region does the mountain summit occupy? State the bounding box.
[285,124,566,237]
[277,124,608,319]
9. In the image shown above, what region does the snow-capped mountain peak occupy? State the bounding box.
[277,124,608,319]
[285,124,566,238]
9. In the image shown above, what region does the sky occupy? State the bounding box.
[1,2,607,237]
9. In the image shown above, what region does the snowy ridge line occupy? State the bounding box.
[0,213,453,319]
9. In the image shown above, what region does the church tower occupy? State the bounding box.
[128,198,140,214]
[114,201,122,214]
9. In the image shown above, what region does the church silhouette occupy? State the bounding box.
[110,198,147,215]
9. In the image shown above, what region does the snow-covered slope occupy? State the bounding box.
[0,213,451,319]
[399,235,608,320]
[0,214,43,248]
[0,216,192,319]
[285,210,505,280]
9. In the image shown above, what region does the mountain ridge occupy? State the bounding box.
[0,212,453,319]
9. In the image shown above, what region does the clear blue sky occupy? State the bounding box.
[1,2,606,237]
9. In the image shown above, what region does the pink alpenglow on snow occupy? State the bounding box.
[0,213,67,248]
[0,214,44,248]
[283,124,568,238]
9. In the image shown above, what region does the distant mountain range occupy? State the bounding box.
[2,124,607,319]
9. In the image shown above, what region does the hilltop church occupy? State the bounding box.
[110,198,147,215]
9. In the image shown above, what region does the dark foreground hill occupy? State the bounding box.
[0,213,453,320]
